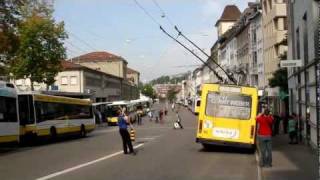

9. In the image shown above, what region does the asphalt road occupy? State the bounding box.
[0,103,258,180]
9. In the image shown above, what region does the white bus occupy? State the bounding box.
[0,82,19,144]
[93,102,111,124]
[106,101,136,125]
[18,92,95,140]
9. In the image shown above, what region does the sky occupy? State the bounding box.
[53,0,252,82]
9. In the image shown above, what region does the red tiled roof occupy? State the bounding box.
[61,60,84,69]
[127,67,140,74]
[71,51,127,63]
[215,5,241,26]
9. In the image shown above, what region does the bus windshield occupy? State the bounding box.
[205,92,251,120]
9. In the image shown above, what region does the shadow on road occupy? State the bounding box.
[0,134,96,156]
[199,145,255,155]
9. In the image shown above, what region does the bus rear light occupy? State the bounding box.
[250,125,254,139]
[199,120,203,133]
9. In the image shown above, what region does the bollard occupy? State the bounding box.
[130,129,135,142]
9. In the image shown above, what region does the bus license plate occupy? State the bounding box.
[212,128,239,139]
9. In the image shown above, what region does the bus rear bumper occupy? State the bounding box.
[196,138,254,149]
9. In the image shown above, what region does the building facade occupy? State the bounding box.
[13,61,139,102]
[126,67,140,86]
[72,51,128,79]
[287,0,320,148]
[261,0,287,92]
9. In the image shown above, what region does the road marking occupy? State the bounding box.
[36,143,144,180]
[255,151,263,180]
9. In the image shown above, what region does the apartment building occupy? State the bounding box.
[261,0,287,92]
[287,0,320,148]
[71,51,128,79]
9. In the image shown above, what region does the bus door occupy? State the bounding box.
[18,95,36,135]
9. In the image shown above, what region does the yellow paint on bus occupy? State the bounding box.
[33,94,91,105]
[196,84,258,149]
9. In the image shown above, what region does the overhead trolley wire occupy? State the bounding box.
[160,26,224,83]
[133,0,161,26]
[151,0,175,26]
[174,26,237,85]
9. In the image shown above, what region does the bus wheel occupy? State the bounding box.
[202,143,211,150]
[80,125,86,137]
[50,127,57,142]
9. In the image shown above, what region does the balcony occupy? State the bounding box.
[264,3,287,23]
[249,63,258,75]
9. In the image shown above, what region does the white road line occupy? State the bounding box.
[36,143,144,180]
[255,151,263,180]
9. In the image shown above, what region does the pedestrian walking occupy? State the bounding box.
[282,113,288,134]
[256,108,274,168]
[272,114,281,136]
[159,109,164,124]
[173,111,183,129]
[164,107,168,116]
[148,110,153,121]
[288,114,298,144]
[171,103,175,112]
[117,108,135,155]
[136,108,143,125]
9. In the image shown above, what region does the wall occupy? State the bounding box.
[287,0,319,149]
[78,61,127,79]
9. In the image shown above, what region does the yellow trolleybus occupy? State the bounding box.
[196,84,258,149]
[18,93,95,140]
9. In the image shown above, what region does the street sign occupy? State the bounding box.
[280,59,302,68]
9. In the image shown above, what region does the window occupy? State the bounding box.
[296,28,300,59]
[0,97,17,122]
[18,95,35,125]
[70,76,77,85]
[205,92,252,120]
[303,13,308,64]
[61,76,68,85]
[283,17,288,30]
[35,101,93,123]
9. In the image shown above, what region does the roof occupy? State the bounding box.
[127,67,140,74]
[215,5,241,26]
[70,51,128,64]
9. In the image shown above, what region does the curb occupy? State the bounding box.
[255,151,263,180]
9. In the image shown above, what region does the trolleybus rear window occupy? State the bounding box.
[206,92,251,120]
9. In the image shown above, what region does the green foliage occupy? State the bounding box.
[11,2,67,90]
[150,73,189,85]
[0,0,25,74]
[269,68,288,92]
[141,84,155,98]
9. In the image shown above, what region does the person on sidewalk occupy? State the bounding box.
[288,114,298,144]
[117,108,135,155]
[272,114,281,136]
[256,108,274,167]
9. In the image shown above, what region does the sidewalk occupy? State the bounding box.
[261,134,317,180]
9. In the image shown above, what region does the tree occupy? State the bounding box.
[0,0,25,75]
[269,68,288,92]
[141,84,155,98]
[11,2,67,90]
